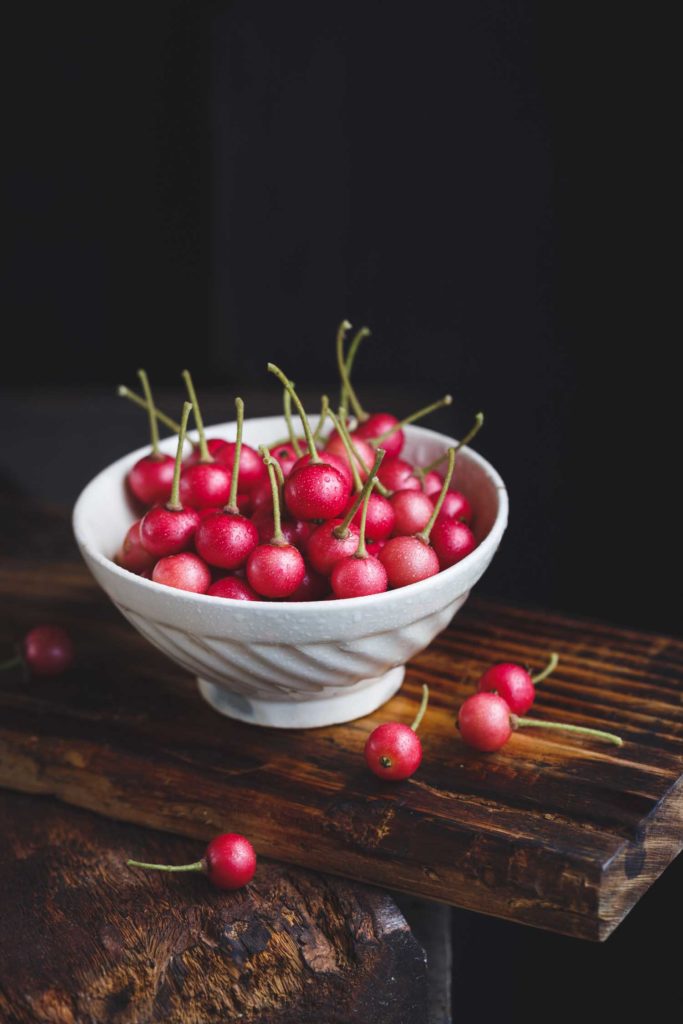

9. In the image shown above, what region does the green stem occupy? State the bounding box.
[267,364,320,463]
[417,448,456,543]
[0,654,21,671]
[225,397,245,514]
[283,384,303,457]
[336,415,392,498]
[531,652,559,686]
[167,402,193,511]
[410,684,430,732]
[117,386,185,439]
[340,325,371,417]
[259,445,285,544]
[313,394,330,443]
[328,408,363,493]
[333,448,384,541]
[370,395,453,443]
[127,858,205,874]
[137,369,161,456]
[354,449,385,557]
[416,413,484,478]
[336,321,368,423]
[181,370,211,463]
[511,716,623,747]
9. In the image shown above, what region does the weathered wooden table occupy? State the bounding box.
[1,493,682,1019]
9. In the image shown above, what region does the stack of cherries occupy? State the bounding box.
[115,323,484,601]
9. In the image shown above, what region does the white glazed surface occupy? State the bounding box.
[72,417,508,727]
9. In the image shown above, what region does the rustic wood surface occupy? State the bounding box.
[0,497,682,942]
[0,790,427,1024]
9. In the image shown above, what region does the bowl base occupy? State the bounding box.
[197,665,406,729]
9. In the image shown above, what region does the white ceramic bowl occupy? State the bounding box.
[73,416,508,728]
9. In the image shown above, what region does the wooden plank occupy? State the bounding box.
[0,790,427,1024]
[1,553,682,942]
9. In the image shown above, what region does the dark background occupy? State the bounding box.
[3,2,679,1018]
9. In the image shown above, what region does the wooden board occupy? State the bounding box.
[1,505,682,941]
[0,791,427,1024]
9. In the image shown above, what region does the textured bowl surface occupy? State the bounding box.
[73,417,508,727]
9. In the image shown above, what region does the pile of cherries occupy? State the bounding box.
[115,323,484,601]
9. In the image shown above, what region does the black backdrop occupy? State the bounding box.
[5,1,676,634]
[4,5,680,1016]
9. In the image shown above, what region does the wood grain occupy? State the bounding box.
[0,791,427,1024]
[1,511,682,942]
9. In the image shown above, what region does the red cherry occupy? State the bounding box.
[366,538,386,557]
[116,520,156,574]
[271,442,302,477]
[179,462,232,510]
[379,535,440,588]
[127,454,175,507]
[325,432,376,481]
[184,437,229,465]
[378,457,421,492]
[207,576,261,600]
[285,567,330,601]
[421,471,444,497]
[307,519,360,575]
[250,478,274,511]
[457,692,513,751]
[204,833,257,889]
[127,832,256,890]
[284,462,349,521]
[246,542,305,598]
[195,511,258,569]
[125,369,175,506]
[476,653,559,715]
[141,504,200,557]
[390,490,434,536]
[364,684,429,780]
[331,554,387,598]
[152,552,212,593]
[290,450,353,491]
[251,508,311,550]
[430,518,477,569]
[355,412,403,458]
[215,441,267,492]
[21,625,74,676]
[331,450,388,598]
[437,490,473,523]
[349,492,395,540]
[457,687,623,751]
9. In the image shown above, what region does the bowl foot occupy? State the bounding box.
[197,665,406,729]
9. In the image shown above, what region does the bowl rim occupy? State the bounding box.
[72,416,508,614]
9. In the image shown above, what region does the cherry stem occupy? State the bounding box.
[167,402,193,511]
[410,684,430,732]
[225,397,245,514]
[531,652,559,686]
[336,321,369,423]
[334,448,384,541]
[354,449,385,558]
[417,448,456,543]
[510,715,623,747]
[416,413,484,478]
[336,414,392,498]
[313,394,330,443]
[127,858,205,874]
[283,384,303,457]
[328,408,363,492]
[117,386,187,440]
[370,395,453,443]
[0,654,21,671]
[182,370,212,463]
[340,325,371,419]
[267,364,320,463]
[137,369,161,456]
[259,445,286,545]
